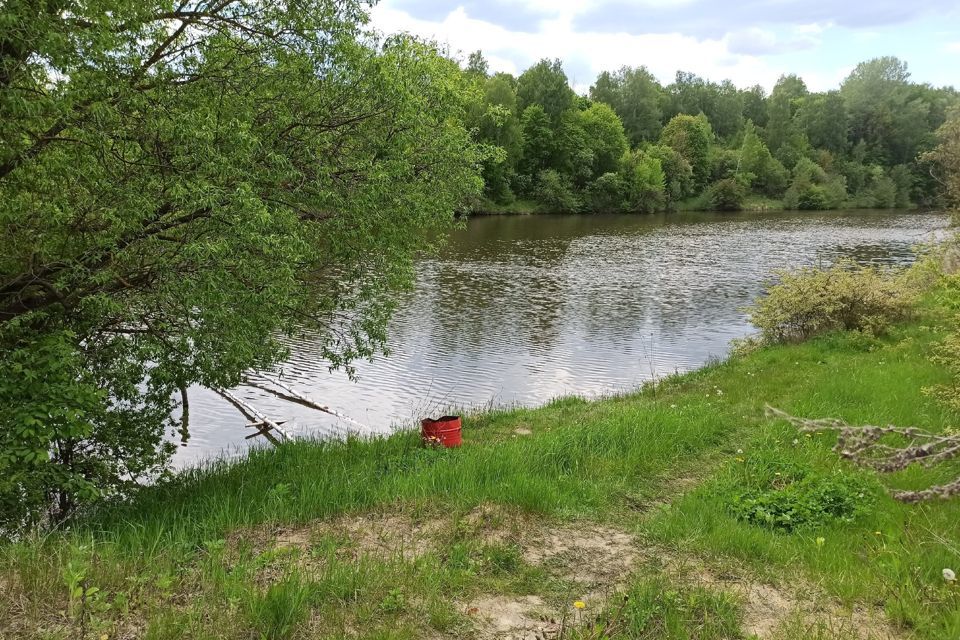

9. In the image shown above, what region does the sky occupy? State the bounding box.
[368,0,960,93]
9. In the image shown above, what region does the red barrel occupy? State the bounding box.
[421,415,462,448]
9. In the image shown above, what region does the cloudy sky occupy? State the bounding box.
[369,0,960,92]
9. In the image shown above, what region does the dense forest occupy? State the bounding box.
[463,53,959,213]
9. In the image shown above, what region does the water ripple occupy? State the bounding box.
[172,210,949,467]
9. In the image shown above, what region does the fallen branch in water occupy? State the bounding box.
[766,406,960,503]
[245,375,373,434]
[213,387,290,444]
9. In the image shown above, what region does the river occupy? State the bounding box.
[173,209,950,466]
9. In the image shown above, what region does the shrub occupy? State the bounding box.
[708,147,741,182]
[927,269,960,411]
[707,178,746,211]
[822,175,849,208]
[535,169,580,213]
[756,157,790,198]
[620,149,667,213]
[647,144,694,204]
[585,172,627,212]
[747,260,914,344]
[870,175,898,208]
[784,181,828,210]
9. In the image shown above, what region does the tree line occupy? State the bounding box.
[464,53,958,213]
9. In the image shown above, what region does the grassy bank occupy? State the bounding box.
[472,196,904,215]
[469,198,541,215]
[3,300,960,639]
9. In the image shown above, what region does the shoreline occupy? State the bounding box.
[467,200,929,216]
[3,294,960,638]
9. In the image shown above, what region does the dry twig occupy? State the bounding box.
[766,406,960,502]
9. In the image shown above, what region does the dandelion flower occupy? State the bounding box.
[574,601,586,609]
[874,531,882,536]
[815,537,825,548]
[944,568,956,583]
[736,449,744,454]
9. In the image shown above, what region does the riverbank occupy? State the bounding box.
[471,196,917,216]
[3,298,960,639]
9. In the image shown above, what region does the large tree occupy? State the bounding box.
[665,72,743,140]
[841,57,931,165]
[589,66,662,144]
[765,74,808,153]
[576,102,629,177]
[0,0,482,531]
[795,92,848,155]
[470,72,524,203]
[659,113,713,190]
[922,107,960,206]
[516,58,575,122]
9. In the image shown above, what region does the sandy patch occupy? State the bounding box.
[466,595,561,640]
[231,509,448,561]
[523,524,639,590]
[655,553,903,640]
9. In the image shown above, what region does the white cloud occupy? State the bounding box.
[796,22,831,34]
[369,3,804,91]
[945,42,960,53]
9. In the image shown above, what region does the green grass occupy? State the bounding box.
[742,195,786,212]
[675,192,714,211]
[566,578,743,639]
[3,301,960,638]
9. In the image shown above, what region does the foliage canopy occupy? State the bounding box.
[0,0,482,531]
[465,51,957,213]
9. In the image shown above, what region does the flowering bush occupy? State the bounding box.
[746,260,915,344]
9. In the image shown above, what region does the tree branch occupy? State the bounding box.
[766,406,960,502]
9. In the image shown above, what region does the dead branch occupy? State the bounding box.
[178,384,190,445]
[766,406,960,502]
[213,387,291,443]
[244,375,373,435]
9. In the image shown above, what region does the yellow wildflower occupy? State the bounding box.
[573,601,586,609]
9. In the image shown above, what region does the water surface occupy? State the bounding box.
[174,209,949,466]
